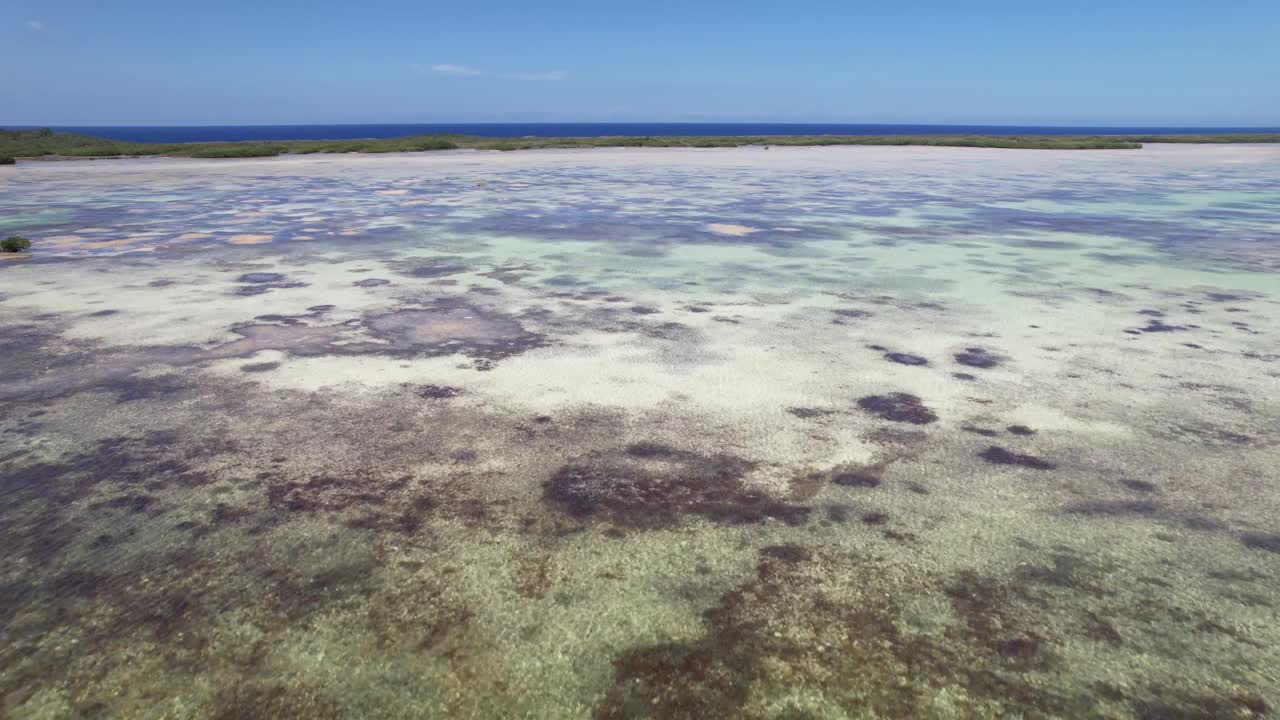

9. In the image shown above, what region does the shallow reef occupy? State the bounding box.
[1,145,1279,718]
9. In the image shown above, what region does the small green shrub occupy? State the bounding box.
[61,146,128,157]
[0,157,15,165]
[187,144,284,158]
[1,236,32,253]
[409,139,458,151]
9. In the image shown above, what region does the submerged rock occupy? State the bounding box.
[857,393,938,424]
[954,347,1003,369]
[543,444,809,528]
[979,446,1056,470]
[885,352,929,366]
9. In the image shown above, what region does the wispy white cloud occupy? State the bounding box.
[428,63,484,76]
[415,63,566,81]
[26,20,47,32]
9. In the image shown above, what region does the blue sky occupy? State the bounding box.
[3,0,1278,126]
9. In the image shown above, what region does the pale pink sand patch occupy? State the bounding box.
[176,233,211,241]
[228,234,273,245]
[43,235,88,246]
[706,223,762,237]
[83,239,150,250]
[44,235,154,250]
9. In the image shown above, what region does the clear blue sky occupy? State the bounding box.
[4,0,1278,126]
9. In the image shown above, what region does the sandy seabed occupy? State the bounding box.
[2,144,1279,719]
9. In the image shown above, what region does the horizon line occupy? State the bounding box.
[7,121,1280,130]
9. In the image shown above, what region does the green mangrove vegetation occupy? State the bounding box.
[1,236,32,253]
[0,127,1266,161]
[3,127,1280,161]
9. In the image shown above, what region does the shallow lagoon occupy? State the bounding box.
[1,145,1279,719]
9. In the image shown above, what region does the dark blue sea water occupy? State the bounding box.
[15,123,1280,143]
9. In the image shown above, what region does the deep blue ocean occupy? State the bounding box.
[17,123,1280,143]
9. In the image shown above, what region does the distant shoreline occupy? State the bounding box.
[3,128,1280,161]
[9,122,1280,144]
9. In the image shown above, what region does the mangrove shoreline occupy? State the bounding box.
[3,128,1280,162]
